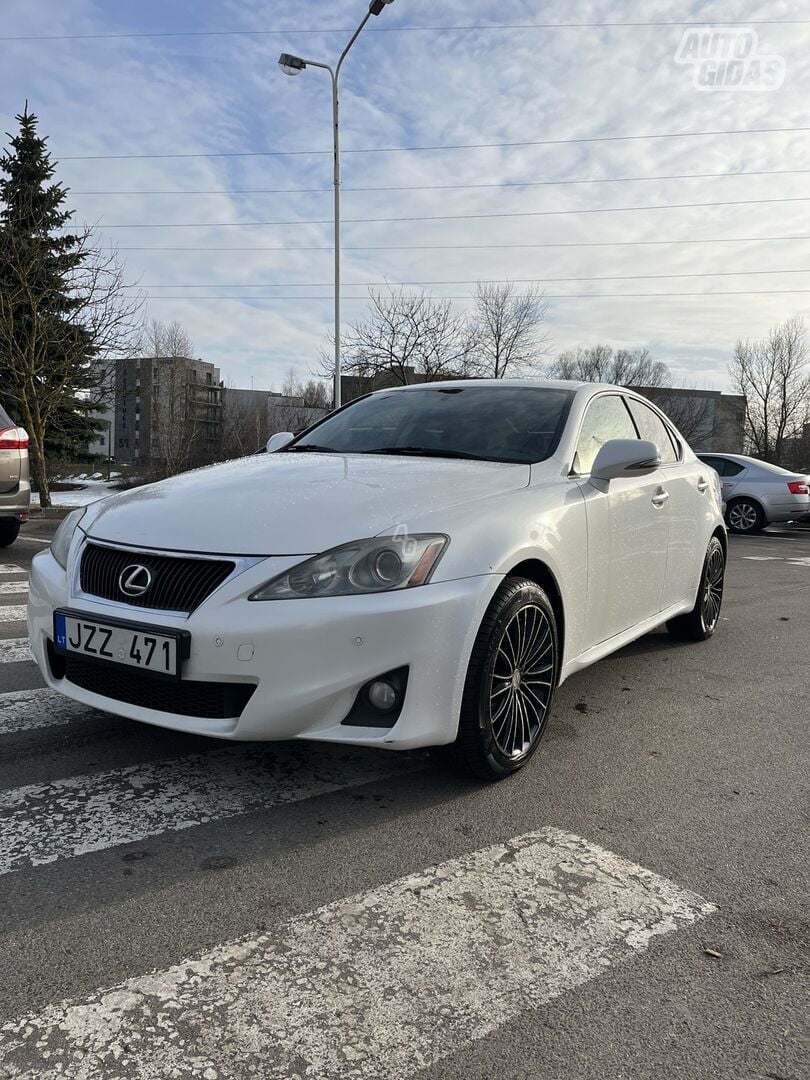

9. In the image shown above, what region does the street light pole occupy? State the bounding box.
[279,1,396,410]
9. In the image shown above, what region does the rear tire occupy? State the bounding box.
[667,536,725,642]
[452,578,559,781]
[0,520,20,548]
[726,497,765,534]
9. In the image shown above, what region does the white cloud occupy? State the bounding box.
[2,0,810,391]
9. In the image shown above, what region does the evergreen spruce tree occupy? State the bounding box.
[0,106,115,505]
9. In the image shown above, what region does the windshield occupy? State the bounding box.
[288,386,574,464]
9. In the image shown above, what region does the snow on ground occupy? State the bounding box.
[32,476,123,508]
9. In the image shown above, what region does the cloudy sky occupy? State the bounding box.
[2,0,809,392]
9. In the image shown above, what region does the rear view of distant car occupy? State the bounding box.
[697,453,810,533]
[0,401,31,547]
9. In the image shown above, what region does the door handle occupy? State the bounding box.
[697,477,709,493]
[651,489,670,508]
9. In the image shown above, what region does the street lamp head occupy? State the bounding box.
[369,0,395,14]
[278,52,307,76]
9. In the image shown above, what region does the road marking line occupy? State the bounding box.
[0,828,714,1079]
[0,688,97,736]
[742,554,810,566]
[18,537,52,545]
[0,581,28,596]
[0,605,27,624]
[0,745,419,876]
[0,565,25,575]
[0,639,31,664]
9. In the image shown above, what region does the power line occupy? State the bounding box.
[3,19,808,42]
[108,234,810,252]
[128,269,810,288]
[54,125,810,161]
[66,167,810,197]
[62,196,810,229]
[137,290,810,301]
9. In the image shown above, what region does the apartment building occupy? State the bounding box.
[114,356,223,467]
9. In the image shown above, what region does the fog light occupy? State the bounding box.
[367,679,398,712]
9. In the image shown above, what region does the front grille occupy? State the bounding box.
[80,543,235,613]
[63,654,256,720]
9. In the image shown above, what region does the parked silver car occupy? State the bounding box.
[0,402,31,547]
[697,453,810,533]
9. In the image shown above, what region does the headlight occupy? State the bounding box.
[50,507,87,570]
[250,534,448,600]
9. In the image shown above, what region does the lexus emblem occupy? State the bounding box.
[119,564,153,598]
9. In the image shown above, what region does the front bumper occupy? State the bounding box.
[28,547,496,749]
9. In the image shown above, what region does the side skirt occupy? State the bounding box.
[559,599,694,685]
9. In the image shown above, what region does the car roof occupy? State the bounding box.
[370,378,621,395]
[699,452,801,476]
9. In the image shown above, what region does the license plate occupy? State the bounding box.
[53,610,189,679]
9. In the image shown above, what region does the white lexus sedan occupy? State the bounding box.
[28,380,726,780]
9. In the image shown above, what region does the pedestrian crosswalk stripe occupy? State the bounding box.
[0,581,28,596]
[0,688,96,736]
[0,744,419,876]
[0,605,27,624]
[0,565,25,575]
[0,828,714,1079]
[0,639,31,664]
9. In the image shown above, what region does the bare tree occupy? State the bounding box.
[548,345,671,388]
[270,370,329,433]
[301,378,330,409]
[222,391,269,459]
[134,319,219,475]
[466,282,549,378]
[641,386,716,447]
[730,316,810,465]
[146,359,205,475]
[327,288,470,387]
[0,227,141,505]
[140,318,193,360]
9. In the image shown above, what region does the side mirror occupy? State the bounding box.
[266,431,294,453]
[590,439,661,482]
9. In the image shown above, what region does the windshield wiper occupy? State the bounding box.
[360,446,483,460]
[283,444,339,453]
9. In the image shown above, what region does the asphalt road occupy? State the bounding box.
[0,519,807,1080]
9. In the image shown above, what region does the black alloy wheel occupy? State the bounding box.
[667,535,726,642]
[454,578,559,780]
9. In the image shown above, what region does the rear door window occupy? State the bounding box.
[721,459,745,476]
[626,399,678,464]
[700,456,745,477]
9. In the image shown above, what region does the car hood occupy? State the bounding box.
[85,453,531,555]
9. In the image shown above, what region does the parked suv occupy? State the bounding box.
[697,452,810,533]
[0,402,31,547]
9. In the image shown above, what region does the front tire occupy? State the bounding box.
[667,536,726,642]
[0,520,20,548]
[726,497,765,534]
[453,578,559,781]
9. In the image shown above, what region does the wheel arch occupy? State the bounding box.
[726,491,765,513]
[504,558,566,675]
[711,524,728,557]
